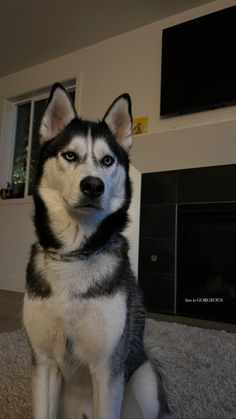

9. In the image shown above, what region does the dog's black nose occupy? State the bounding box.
[80,176,105,198]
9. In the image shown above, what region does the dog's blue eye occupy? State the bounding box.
[102,155,115,167]
[63,152,77,162]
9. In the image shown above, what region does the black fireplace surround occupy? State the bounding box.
[138,164,236,323]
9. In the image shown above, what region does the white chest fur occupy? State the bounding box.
[23,251,127,372]
[36,247,119,294]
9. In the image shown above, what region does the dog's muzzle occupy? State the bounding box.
[80,176,105,200]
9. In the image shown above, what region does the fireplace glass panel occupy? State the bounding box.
[177,203,236,323]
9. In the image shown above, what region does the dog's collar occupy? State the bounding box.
[39,235,123,262]
[44,249,88,262]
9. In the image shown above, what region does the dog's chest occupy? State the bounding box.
[44,251,118,296]
[24,253,127,370]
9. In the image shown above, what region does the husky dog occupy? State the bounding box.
[23,84,172,419]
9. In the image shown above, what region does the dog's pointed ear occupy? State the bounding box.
[39,83,77,143]
[103,94,133,153]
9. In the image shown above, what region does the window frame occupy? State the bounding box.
[0,79,76,201]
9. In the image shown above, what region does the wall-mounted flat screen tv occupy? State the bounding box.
[160,6,236,117]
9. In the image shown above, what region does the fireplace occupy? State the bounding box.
[139,164,236,324]
[177,203,236,323]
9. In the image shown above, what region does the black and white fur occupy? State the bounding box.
[23,84,172,419]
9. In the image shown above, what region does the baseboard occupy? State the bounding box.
[0,274,25,293]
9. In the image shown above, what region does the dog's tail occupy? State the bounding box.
[144,334,174,419]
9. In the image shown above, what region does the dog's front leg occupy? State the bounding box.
[48,365,62,418]
[32,361,62,419]
[32,362,49,419]
[90,365,124,419]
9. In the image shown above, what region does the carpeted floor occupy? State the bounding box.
[0,320,235,419]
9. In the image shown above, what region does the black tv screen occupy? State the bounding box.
[160,6,236,117]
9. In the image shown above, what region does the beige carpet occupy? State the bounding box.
[0,320,235,419]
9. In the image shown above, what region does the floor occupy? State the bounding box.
[0,290,24,332]
[0,290,235,333]
[148,312,236,333]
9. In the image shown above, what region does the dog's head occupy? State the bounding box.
[36,84,133,221]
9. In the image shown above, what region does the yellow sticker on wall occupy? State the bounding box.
[132,117,149,135]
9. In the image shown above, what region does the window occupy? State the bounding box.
[6,81,76,198]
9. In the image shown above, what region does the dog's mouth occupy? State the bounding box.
[74,199,103,211]
[77,203,101,210]
[63,197,103,212]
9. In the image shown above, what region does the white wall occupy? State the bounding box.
[124,165,142,275]
[0,0,235,291]
[0,200,35,292]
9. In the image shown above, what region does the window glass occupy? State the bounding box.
[29,98,47,192]
[11,102,31,196]
[10,86,76,198]
[68,89,75,104]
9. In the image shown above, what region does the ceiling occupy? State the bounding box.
[0,0,213,77]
